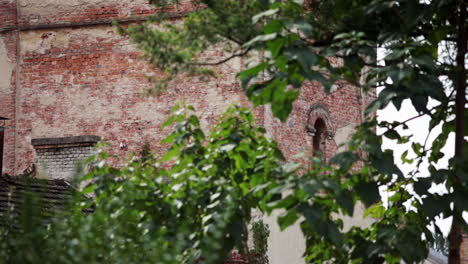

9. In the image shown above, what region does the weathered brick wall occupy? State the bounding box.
[0,0,18,175]
[0,0,17,31]
[462,233,468,264]
[32,135,99,179]
[265,81,366,165]
[16,0,195,28]
[13,23,246,173]
[1,2,430,264]
[1,0,367,179]
[2,1,367,174]
[35,145,95,179]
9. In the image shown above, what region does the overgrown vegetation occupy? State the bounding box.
[1,0,466,263]
[251,220,270,264]
[0,106,284,263]
[121,0,467,263]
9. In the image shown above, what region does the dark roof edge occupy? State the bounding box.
[0,174,71,187]
[31,135,101,147]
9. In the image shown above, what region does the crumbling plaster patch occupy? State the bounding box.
[18,23,245,149]
[334,122,356,151]
[263,210,306,264]
[0,37,13,93]
[20,0,132,7]
[18,0,149,14]
[20,26,123,55]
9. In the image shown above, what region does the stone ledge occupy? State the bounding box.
[31,135,101,147]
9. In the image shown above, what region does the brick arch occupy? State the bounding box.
[305,104,335,160]
[306,103,334,137]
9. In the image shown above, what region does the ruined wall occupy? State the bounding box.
[265,81,364,165]
[261,81,368,264]
[0,0,17,30]
[1,0,367,188]
[15,24,244,173]
[0,0,18,175]
[17,0,194,27]
[0,1,377,263]
[2,0,249,175]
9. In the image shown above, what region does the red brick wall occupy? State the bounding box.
[0,0,18,175]
[0,32,17,175]
[13,23,247,173]
[462,233,468,264]
[2,0,367,179]
[265,81,366,167]
[0,0,17,31]
[16,0,195,28]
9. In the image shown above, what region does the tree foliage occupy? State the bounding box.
[121,0,467,263]
[0,106,285,263]
[1,0,466,263]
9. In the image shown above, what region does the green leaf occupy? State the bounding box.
[371,153,402,177]
[330,151,359,171]
[264,20,283,34]
[284,20,312,36]
[336,190,354,216]
[278,209,299,231]
[267,38,287,58]
[364,202,385,218]
[355,181,381,207]
[298,203,323,225]
[238,62,269,87]
[384,129,400,140]
[285,47,317,70]
[300,180,321,196]
[401,150,413,164]
[252,8,279,23]
[413,178,431,195]
[162,145,181,161]
[267,194,297,210]
[81,184,97,195]
[412,142,422,156]
[365,99,382,115]
[244,33,278,47]
[422,195,447,218]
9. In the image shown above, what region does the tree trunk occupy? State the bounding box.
[448,1,467,264]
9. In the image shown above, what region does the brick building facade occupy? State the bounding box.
[0,0,369,178]
[1,1,373,263]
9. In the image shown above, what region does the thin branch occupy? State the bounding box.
[221,34,244,46]
[335,55,385,68]
[189,48,251,66]
[396,112,426,126]
[388,103,450,130]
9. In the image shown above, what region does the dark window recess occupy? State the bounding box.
[312,118,326,156]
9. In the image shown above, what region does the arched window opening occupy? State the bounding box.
[312,118,327,156]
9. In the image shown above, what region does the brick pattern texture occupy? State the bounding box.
[462,233,468,264]
[3,1,466,263]
[1,0,373,176]
[0,0,16,31]
[35,145,95,180]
